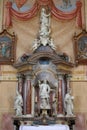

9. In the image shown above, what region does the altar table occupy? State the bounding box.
[19,124,70,130]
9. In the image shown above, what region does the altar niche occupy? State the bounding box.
[13,55,75,129]
[32,61,58,118]
[14,55,74,117]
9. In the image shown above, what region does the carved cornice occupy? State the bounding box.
[14,50,74,74]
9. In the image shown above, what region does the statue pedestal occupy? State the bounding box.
[42,109,47,115]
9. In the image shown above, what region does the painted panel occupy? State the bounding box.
[10,0,36,12]
[53,0,80,12]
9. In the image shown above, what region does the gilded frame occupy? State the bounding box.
[0,29,16,64]
[73,30,87,65]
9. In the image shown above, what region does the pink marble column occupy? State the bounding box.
[23,77,27,114]
[26,75,32,114]
[50,91,53,115]
[58,74,63,115]
[66,74,72,91]
[17,74,24,94]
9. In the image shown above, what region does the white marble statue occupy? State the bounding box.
[49,38,56,50]
[32,38,40,51]
[32,7,56,51]
[39,8,51,37]
[64,88,74,116]
[40,35,49,46]
[52,98,57,116]
[38,80,50,109]
[39,25,51,36]
[40,8,50,28]
[14,87,23,116]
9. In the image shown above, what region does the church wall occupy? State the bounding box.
[0,81,17,129]
[70,81,87,119]
[12,15,39,59]
[0,0,87,129]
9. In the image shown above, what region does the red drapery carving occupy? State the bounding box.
[5,0,82,28]
[5,2,12,27]
[51,1,82,28]
[5,1,39,28]
[37,0,51,6]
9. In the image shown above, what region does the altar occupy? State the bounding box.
[19,125,70,130]
[13,7,75,130]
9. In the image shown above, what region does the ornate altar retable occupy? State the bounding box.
[13,7,75,130]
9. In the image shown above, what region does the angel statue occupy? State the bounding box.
[64,88,74,116]
[14,86,23,116]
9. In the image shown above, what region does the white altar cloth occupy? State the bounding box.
[19,124,70,130]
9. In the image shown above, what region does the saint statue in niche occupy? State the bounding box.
[38,80,51,110]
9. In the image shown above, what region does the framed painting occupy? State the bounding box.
[0,29,16,64]
[73,29,87,65]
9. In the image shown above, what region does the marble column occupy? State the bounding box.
[23,76,27,114]
[57,74,63,115]
[26,75,32,114]
[50,90,53,115]
[22,74,32,115]
[17,74,24,94]
[66,74,72,92]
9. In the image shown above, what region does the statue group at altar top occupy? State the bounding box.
[32,7,56,51]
